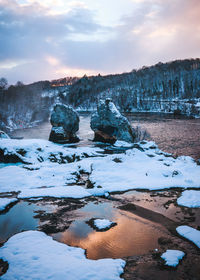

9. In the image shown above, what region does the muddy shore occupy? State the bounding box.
[1,188,199,279]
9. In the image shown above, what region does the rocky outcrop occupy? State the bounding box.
[90,99,135,143]
[49,104,80,143]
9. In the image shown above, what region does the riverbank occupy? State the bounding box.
[0,137,200,279]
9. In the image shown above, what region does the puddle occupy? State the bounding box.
[0,201,52,243]
[114,190,200,226]
[52,201,169,260]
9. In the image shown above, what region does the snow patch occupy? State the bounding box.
[176,225,200,248]
[177,190,200,207]
[93,219,116,230]
[0,197,17,211]
[19,185,90,199]
[0,231,125,280]
[0,139,200,199]
[0,163,78,193]
[161,250,185,267]
[0,139,102,164]
[89,148,200,194]
[114,141,133,148]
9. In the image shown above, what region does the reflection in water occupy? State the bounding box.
[0,201,52,243]
[0,201,39,242]
[11,113,200,160]
[53,202,168,260]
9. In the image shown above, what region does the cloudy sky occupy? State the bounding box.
[0,0,200,84]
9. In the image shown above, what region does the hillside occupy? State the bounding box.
[0,58,200,132]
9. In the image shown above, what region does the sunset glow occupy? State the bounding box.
[0,0,200,83]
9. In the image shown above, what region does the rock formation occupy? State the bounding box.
[90,99,135,143]
[49,104,80,143]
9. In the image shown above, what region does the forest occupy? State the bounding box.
[0,58,200,132]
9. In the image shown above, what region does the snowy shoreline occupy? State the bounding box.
[0,137,200,279]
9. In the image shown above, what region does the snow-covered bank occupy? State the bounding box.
[18,185,90,199]
[176,226,200,248]
[0,231,125,280]
[88,146,200,194]
[177,190,200,208]
[0,139,102,164]
[161,250,185,267]
[0,198,18,211]
[0,139,200,199]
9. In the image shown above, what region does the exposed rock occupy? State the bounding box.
[0,131,10,139]
[93,130,116,144]
[49,104,80,143]
[0,148,27,163]
[91,99,135,143]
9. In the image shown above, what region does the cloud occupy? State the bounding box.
[0,0,200,83]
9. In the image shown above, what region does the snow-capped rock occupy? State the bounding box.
[90,99,135,143]
[49,103,80,143]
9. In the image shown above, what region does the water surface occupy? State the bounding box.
[53,201,168,260]
[11,113,200,160]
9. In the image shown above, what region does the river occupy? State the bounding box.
[11,112,200,160]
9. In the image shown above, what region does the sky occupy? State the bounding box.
[0,0,200,84]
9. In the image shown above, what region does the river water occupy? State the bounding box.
[11,112,200,160]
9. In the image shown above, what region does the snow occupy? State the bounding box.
[114,140,133,148]
[0,163,77,191]
[177,190,200,207]
[0,163,92,198]
[176,226,200,248]
[0,138,102,164]
[161,250,185,267]
[51,126,65,134]
[93,219,115,230]
[0,139,200,199]
[19,185,90,199]
[107,100,121,118]
[0,230,125,280]
[0,197,17,211]
[88,147,200,195]
[0,131,10,139]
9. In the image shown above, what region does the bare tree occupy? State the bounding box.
[15,81,24,87]
[0,77,8,90]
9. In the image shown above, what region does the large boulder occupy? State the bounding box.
[49,104,80,143]
[90,99,135,143]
